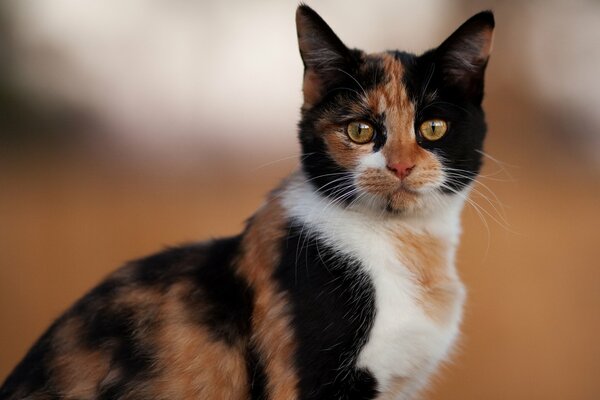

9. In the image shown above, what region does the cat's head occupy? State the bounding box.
[296,5,494,216]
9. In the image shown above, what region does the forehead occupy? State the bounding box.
[349,52,416,119]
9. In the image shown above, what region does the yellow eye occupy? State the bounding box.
[347,121,375,144]
[419,119,448,141]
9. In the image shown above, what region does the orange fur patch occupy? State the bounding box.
[324,132,373,170]
[357,168,400,194]
[317,117,374,170]
[237,196,299,400]
[147,283,248,400]
[375,54,421,167]
[112,285,163,308]
[51,318,111,399]
[393,230,461,324]
[50,284,251,399]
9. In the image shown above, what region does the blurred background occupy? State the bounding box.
[1,0,599,398]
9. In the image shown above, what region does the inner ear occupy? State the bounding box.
[296,5,356,108]
[436,11,495,102]
[302,70,323,109]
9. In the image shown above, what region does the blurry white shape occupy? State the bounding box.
[7,0,451,160]
[524,0,600,168]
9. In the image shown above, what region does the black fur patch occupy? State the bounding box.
[274,224,378,399]
[246,344,268,400]
[0,322,58,399]
[396,49,487,192]
[125,238,253,345]
[107,237,252,346]
[190,237,254,344]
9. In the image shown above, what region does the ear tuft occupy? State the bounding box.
[296,5,351,71]
[437,11,495,102]
[296,5,354,108]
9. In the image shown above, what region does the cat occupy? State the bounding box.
[0,5,494,400]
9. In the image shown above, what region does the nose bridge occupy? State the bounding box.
[382,98,417,164]
[376,53,419,164]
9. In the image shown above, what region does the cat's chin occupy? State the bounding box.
[349,188,423,216]
[384,190,429,216]
[351,177,422,214]
[388,186,420,207]
[352,183,455,217]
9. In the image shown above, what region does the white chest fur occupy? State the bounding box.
[356,236,465,400]
[281,175,467,399]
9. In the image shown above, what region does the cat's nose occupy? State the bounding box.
[387,162,415,180]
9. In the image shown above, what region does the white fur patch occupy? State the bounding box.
[281,171,467,399]
[358,151,387,170]
[377,94,388,115]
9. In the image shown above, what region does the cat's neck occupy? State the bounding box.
[279,169,466,244]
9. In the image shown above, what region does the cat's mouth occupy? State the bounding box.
[357,169,427,195]
[387,184,420,208]
[352,167,446,213]
[394,182,419,194]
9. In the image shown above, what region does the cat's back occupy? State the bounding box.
[0,237,253,400]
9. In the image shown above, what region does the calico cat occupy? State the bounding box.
[0,5,494,400]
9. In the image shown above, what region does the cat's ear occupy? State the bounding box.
[436,11,495,103]
[296,5,355,108]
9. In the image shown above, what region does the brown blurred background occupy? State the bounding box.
[1,0,599,399]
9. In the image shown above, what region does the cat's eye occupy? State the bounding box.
[419,119,448,141]
[347,121,375,144]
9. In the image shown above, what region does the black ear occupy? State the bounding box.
[436,11,495,103]
[296,5,355,108]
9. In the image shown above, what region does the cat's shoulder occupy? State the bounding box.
[0,236,252,399]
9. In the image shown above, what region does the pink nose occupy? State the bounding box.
[387,162,415,180]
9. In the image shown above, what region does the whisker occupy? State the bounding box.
[436,186,492,256]
[419,101,474,117]
[444,173,509,210]
[475,149,518,182]
[333,68,368,98]
[445,178,510,225]
[252,152,315,171]
[418,63,436,108]
[441,182,518,234]
[324,86,363,99]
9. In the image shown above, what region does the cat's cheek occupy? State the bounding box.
[356,169,398,197]
[323,132,373,170]
[358,151,387,170]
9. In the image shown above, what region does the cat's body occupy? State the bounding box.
[0,6,494,400]
[280,173,466,399]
